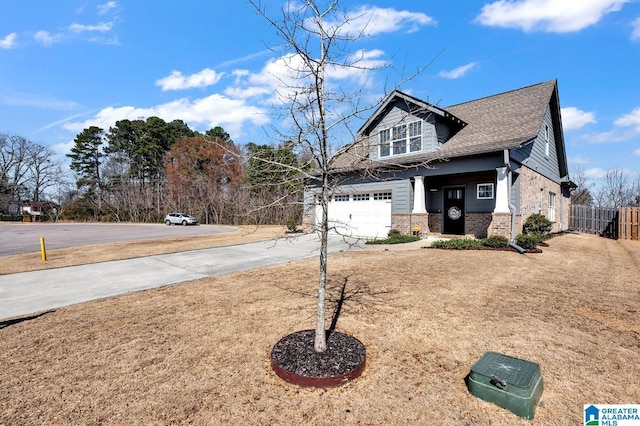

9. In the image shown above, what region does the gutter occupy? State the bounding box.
[503,149,526,254]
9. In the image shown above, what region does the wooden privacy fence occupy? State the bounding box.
[619,207,640,240]
[570,205,639,240]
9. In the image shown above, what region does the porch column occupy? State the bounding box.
[412,176,427,213]
[494,167,510,213]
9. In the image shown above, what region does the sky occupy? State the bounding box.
[1,0,639,187]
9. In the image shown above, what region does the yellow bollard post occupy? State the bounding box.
[40,236,47,262]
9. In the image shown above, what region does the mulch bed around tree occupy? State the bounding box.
[271,330,366,387]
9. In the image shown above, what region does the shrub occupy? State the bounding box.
[482,235,509,248]
[387,229,402,237]
[431,238,484,250]
[285,219,298,232]
[366,233,420,245]
[0,214,24,222]
[515,233,542,250]
[522,214,553,238]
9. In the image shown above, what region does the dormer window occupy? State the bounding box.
[379,120,422,158]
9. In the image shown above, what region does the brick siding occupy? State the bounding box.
[391,213,429,236]
[466,213,493,238]
[518,166,569,233]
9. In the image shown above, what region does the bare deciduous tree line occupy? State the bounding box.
[571,166,640,208]
[1,121,305,225]
[0,133,69,216]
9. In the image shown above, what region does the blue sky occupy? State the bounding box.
[1,0,639,185]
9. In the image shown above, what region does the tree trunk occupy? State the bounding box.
[314,173,329,352]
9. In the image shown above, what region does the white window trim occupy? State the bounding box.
[477,183,494,200]
[548,192,556,221]
[379,120,422,158]
[544,124,550,157]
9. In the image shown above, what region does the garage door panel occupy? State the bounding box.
[318,193,392,238]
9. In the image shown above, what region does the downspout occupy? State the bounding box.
[504,149,526,254]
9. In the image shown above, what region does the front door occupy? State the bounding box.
[443,186,465,235]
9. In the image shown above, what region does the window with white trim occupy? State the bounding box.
[373,192,392,200]
[544,124,550,156]
[392,124,406,155]
[353,193,370,201]
[379,129,390,157]
[409,121,422,152]
[333,194,349,202]
[548,192,555,221]
[477,183,494,199]
[379,120,422,157]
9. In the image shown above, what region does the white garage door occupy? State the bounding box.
[316,191,392,238]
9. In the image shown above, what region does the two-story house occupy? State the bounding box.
[303,79,574,240]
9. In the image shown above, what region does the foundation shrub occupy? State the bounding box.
[366,231,420,245]
[515,233,542,250]
[522,214,553,239]
[482,235,509,248]
[431,238,484,250]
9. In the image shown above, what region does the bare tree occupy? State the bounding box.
[631,172,640,206]
[570,165,594,205]
[595,168,632,208]
[0,133,64,213]
[25,143,63,202]
[0,133,31,211]
[249,1,429,352]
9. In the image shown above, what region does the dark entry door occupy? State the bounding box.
[443,186,465,235]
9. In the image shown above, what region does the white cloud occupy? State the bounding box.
[579,107,640,143]
[336,6,436,36]
[634,147,640,156]
[585,167,608,179]
[156,68,224,91]
[615,107,640,131]
[632,17,640,40]
[0,32,17,49]
[475,0,630,33]
[34,30,62,46]
[439,62,477,79]
[568,155,590,165]
[98,1,117,16]
[561,107,596,130]
[62,94,269,139]
[0,89,78,110]
[69,22,114,33]
[224,49,386,107]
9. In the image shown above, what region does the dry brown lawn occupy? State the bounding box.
[1,232,639,425]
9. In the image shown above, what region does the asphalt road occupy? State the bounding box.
[0,223,236,257]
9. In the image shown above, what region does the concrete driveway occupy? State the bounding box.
[0,233,365,320]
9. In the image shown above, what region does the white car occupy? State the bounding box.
[164,213,198,226]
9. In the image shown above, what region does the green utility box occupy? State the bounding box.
[467,351,543,420]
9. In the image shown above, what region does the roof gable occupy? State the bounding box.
[329,80,567,174]
[358,89,466,136]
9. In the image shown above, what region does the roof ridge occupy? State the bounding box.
[445,79,556,109]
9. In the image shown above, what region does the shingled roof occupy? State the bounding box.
[329,80,559,172]
[443,79,557,157]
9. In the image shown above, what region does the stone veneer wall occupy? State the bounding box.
[518,166,569,233]
[487,212,515,239]
[429,213,442,234]
[391,213,429,236]
[466,213,493,238]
